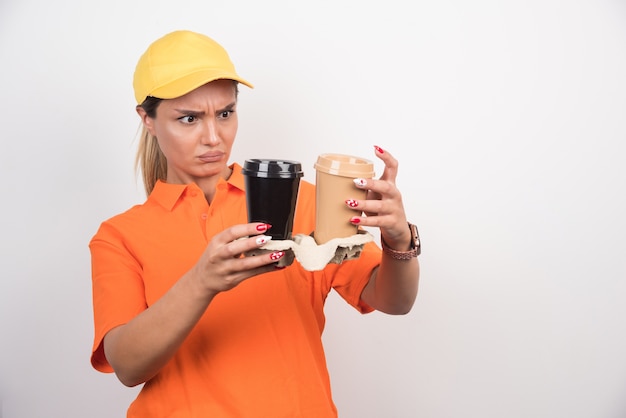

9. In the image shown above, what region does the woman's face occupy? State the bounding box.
[140,79,239,185]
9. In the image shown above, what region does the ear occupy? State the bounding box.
[136,105,157,136]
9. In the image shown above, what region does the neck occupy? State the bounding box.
[196,166,233,203]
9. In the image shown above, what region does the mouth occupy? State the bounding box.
[198,151,225,163]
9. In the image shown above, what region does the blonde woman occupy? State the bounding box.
[90,30,420,417]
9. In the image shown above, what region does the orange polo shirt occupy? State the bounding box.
[90,163,380,418]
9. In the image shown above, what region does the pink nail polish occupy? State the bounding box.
[345,199,358,208]
[350,217,361,224]
[374,145,384,154]
[270,251,285,261]
[256,223,271,232]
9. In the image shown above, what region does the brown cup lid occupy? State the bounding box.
[314,154,375,178]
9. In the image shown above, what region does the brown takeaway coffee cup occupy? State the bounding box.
[313,154,375,244]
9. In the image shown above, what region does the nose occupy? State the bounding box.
[201,119,220,146]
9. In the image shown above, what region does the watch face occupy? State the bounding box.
[409,223,421,254]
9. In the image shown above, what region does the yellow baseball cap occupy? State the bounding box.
[133,30,254,104]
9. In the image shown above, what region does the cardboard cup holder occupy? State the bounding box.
[244,230,374,271]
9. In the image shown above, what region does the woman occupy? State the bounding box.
[90,30,420,417]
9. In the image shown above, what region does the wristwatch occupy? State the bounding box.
[381,222,421,260]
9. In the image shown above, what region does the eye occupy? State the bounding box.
[178,115,197,124]
[218,110,234,119]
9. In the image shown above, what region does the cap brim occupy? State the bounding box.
[150,69,254,100]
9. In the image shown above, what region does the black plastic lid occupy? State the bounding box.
[242,159,304,179]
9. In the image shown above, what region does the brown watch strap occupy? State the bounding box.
[380,222,420,259]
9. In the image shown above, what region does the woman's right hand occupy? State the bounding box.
[104,222,285,387]
[190,222,285,295]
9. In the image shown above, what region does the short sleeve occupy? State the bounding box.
[89,221,147,372]
[326,240,381,314]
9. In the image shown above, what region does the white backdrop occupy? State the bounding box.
[1,0,625,417]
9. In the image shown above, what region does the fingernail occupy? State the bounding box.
[353,178,367,188]
[270,251,285,261]
[350,217,361,224]
[274,265,286,270]
[374,145,384,154]
[256,223,271,232]
[345,199,358,208]
[256,235,272,246]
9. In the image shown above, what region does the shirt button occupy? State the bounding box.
[190,191,198,197]
[201,213,208,220]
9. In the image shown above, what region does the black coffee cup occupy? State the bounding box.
[242,159,304,240]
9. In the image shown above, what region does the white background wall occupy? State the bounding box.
[1,0,625,417]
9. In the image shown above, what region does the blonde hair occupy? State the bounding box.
[135,127,167,196]
[135,96,166,196]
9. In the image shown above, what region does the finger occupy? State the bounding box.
[352,177,398,199]
[225,234,275,259]
[236,250,289,280]
[349,214,395,228]
[221,249,287,281]
[345,198,385,215]
[373,145,399,183]
[350,197,405,221]
[231,234,273,259]
[217,222,273,245]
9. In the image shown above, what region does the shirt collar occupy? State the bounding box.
[149,163,245,211]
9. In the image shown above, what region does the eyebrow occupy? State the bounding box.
[173,101,237,116]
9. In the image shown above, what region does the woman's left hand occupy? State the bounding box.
[347,145,412,250]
